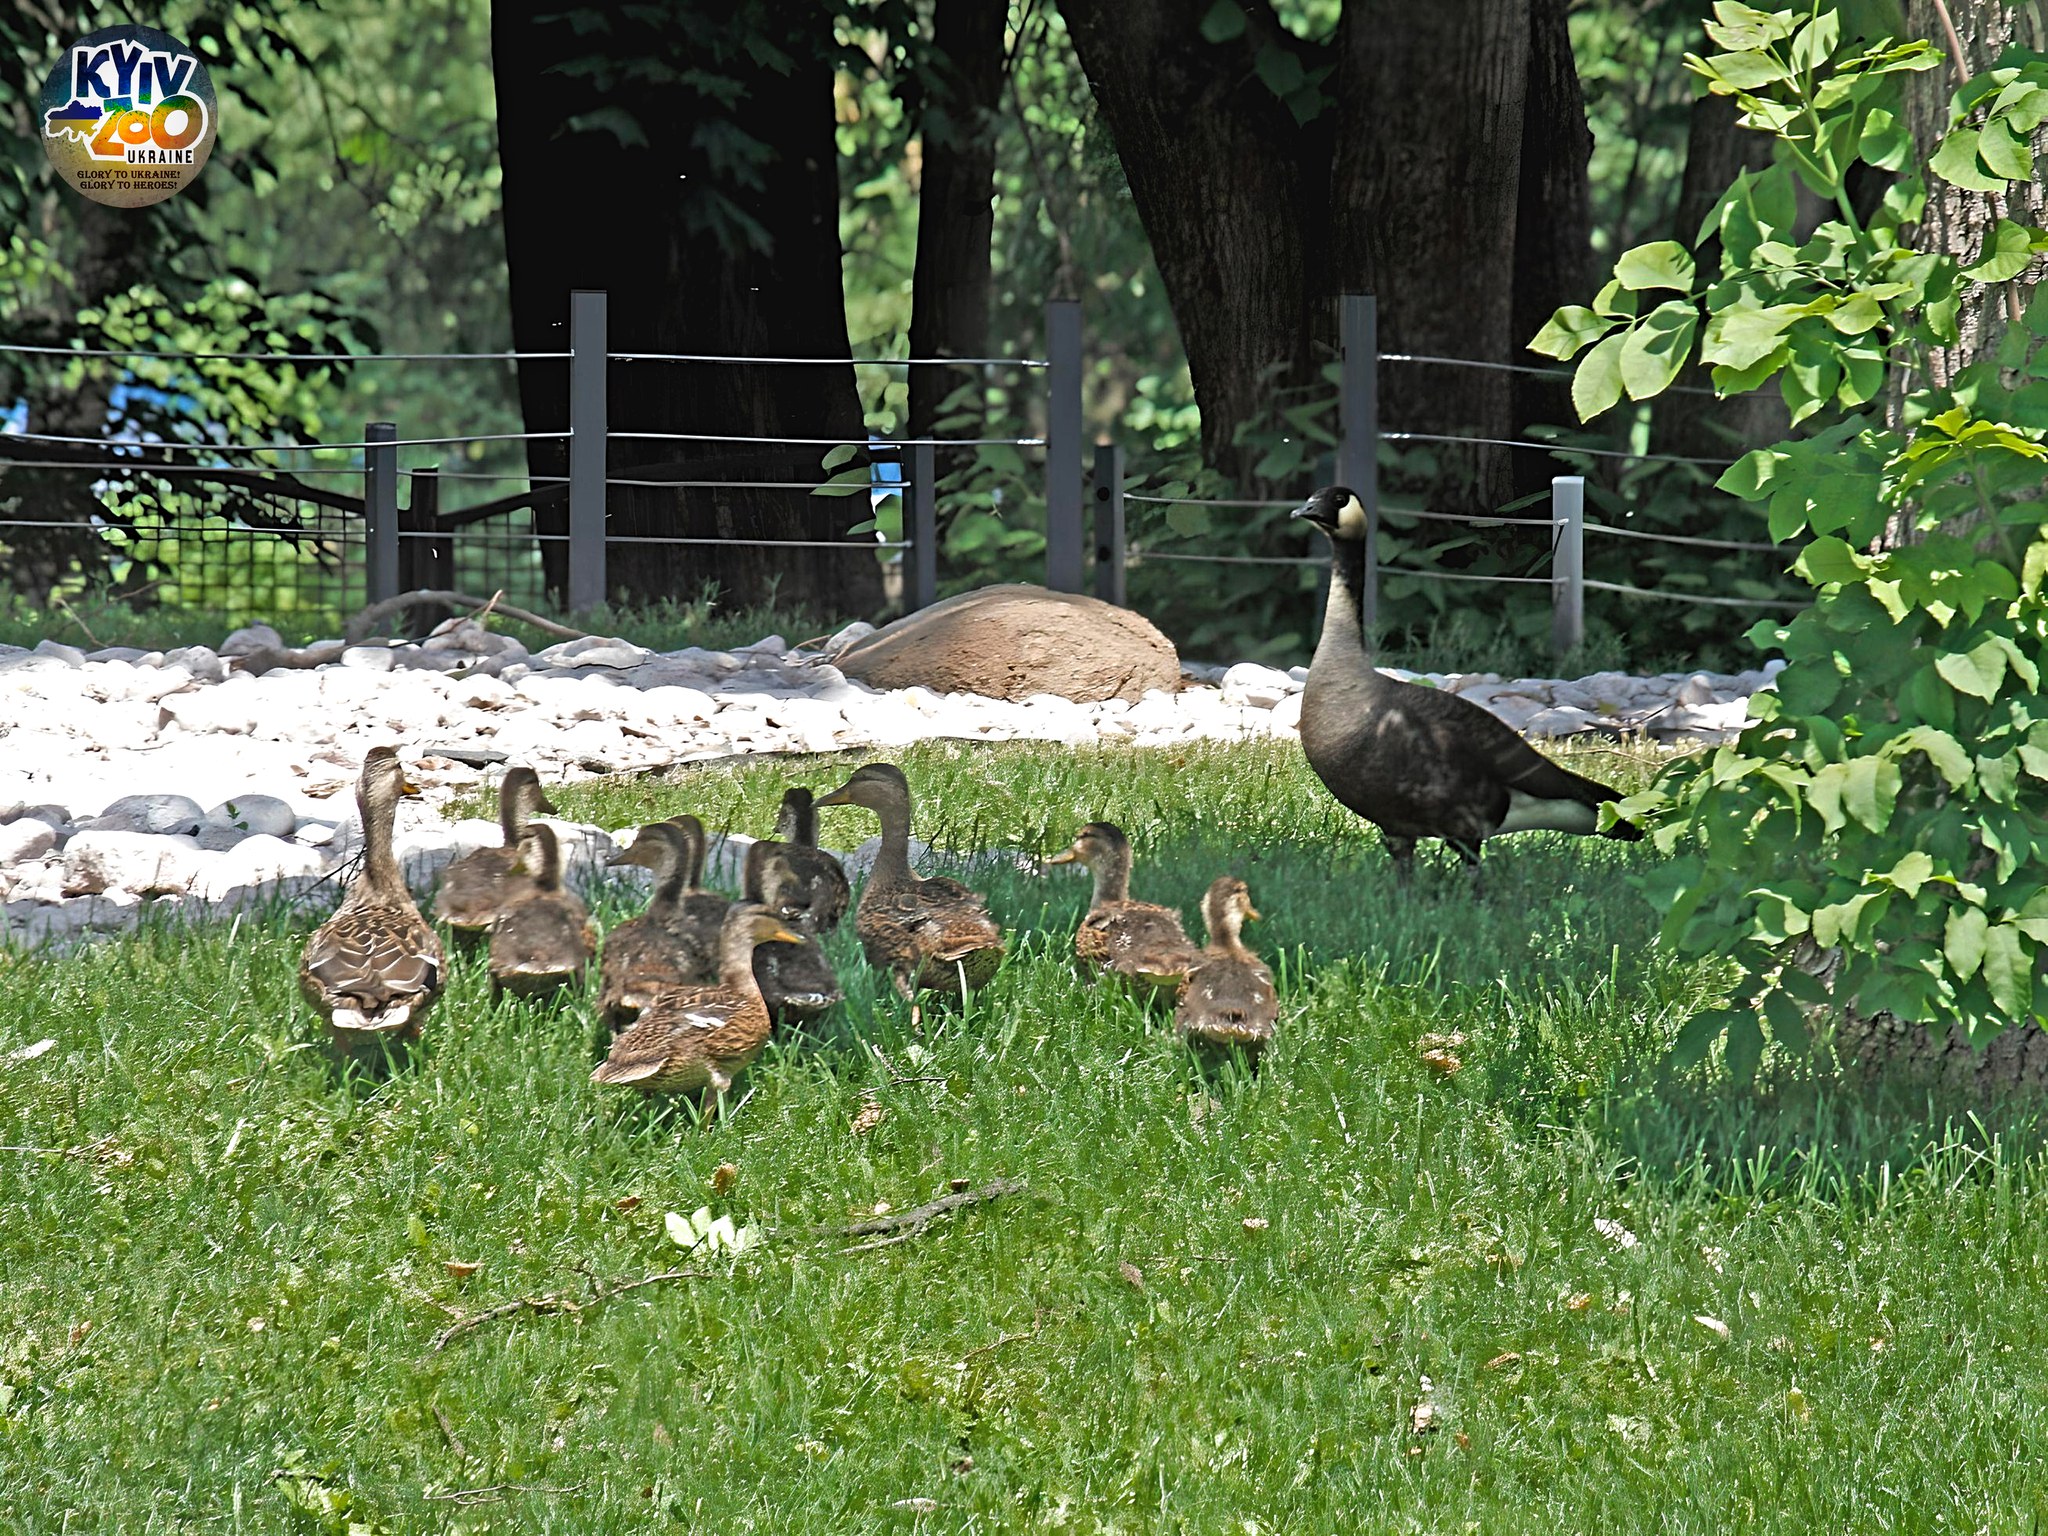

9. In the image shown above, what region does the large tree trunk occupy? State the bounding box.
[492,0,885,616]
[907,0,1010,447]
[1058,0,1324,490]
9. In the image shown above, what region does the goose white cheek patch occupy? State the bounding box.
[1337,496,1368,536]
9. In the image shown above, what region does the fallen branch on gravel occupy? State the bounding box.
[424,1179,1023,1348]
[345,589,589,645]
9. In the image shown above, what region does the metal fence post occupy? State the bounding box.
[568,289,608,615]
[364,421,399,606]
[1044,298,1084,592]
[1552,475,1585,656]
[909,441,938,612]
[1092,442,1125,606]
[1337,293,1379,634]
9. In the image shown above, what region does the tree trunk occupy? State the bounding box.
[493,0,885,617]
[907,0,1010,447]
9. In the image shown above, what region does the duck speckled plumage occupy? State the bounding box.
[1174,877,1277,1063]
[747,851,846,1025]
[590,904,806,1098]
[742,787,850,934]
[433,766,556,933]
[813,763,1005,1001]
[659,814,734,982]
[300,747,443,1049]
[1049,821,1200,997]
[1293,485,1641,882]
[487,823,598,998]
[596,821,699,1034]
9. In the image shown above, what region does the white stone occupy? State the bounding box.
[341,646,397,672]
[82,793,206,836]
[162,645,227,684]
[62,831,210,896]
[205,794,298,839]
[535,635,651,670]
[86,646,154,664]
[1523,706,1598,737]
[822,621,875,655]
[1676,672,1717,707]
[219,624,284,657]
[1270,693,1304,733]
[32,639,86,666]
[0,820,58,866]
[1220,662,1295,709]
[195,835,329,900]
[159,690,259,735]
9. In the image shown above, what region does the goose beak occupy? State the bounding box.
[1289,502,1313,520]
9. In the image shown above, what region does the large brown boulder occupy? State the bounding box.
[836,584,1180,703]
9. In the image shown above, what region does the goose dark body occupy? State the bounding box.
[1292,485,1641,881]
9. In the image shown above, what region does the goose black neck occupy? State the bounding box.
[1315,533,1373,671]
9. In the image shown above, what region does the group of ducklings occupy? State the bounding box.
[298,750,1278,1104]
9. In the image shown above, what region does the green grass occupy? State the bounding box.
[7,740,2048,1532]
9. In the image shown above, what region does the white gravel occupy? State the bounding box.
[0,617,1781,947]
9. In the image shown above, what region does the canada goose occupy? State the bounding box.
[1174,876,1277,1062]
[741,788,851,933]
[813,762,1006,1001]
[299,747,442,1050]
[1047,821,1201,996]
[1292,485,1641,882]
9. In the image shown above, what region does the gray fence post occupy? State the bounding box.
[1552,474,1585,656]
[1092,442,1125,606]
[1337,294,1379,634]
[1044,298,1084,592]
[568,289,608,615]
[364,421,399,606]
[909,441,937,613]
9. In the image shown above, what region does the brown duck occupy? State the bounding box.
[300,747,443,1050]
[813,762,1005,1001]
[487,824,599,998]
[742,787,851,933]
[433,765,556,935]
[590,904,807,1098]
[595,821,699,1034]
[660,813,735,982]
[1048,821,1201,997]
[1174,877,1277,1063]
[747,850,846,1025]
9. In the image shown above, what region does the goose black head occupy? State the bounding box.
[1290,485,1369,540]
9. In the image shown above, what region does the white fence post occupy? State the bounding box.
[568,289,608,615]
[1552,474,1585,656]
[1092,442,1125,606]
[1044,299,1084,592]
[1338,293,1379,633]
[364,421,399,606]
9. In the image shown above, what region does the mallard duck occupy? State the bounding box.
[1048,821,1201,996]
[1293,485,1641,883]
[813,762,1005,1001]
[487,824,599,998]
[658,814,733,981]
[741,787,851,933]
[590,904,808,1098]
[595,821,698,1034]
[749,849,846,1025]
[300,747,443,1050]
[434,765,557,935]
[1174,876,1277,1063]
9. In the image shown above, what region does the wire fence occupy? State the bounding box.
[0,289,1795,647]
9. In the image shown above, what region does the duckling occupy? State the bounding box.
[1174,877,1277,1064]
[434,765,556,936]
[300,747,443,1051]
[590,904,808,1098]
[595,822,698,1034]
[741,787,851,933]
[749,851,846,1025]
[487,824,599,999]
[1048,821,1201,997]
[813,762,1006,1002]
[660,813,735,981]
[1292,485,1640,883]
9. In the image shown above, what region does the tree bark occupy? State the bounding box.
[907,0,1010,447]
[492,0,885,616]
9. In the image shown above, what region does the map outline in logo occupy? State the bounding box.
[39,24,217,209]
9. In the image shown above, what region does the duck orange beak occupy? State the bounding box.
[1244,904,1262,923]
[769,926,806,946]
[812,783,854,808]
[1045,845,1081,866]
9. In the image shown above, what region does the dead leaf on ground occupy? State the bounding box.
[445,1261,481,1281]
[615,1195,642,1212]
[710,1163,737,1194]
[1118,1261,1144,1291]
[851,1100,887,1137]
[1242,1216,1269,1233]
[1693,1313,1731,1341]
[1417,1031,1467,1052]
[1419,1048,1463,1077]
[1593,1217,1640,1250]
[1566,1292,1594,1312]
[1483,1351,1522,1371]
[1408,1402,1440,1435]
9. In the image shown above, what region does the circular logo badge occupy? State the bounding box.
[39,25,217,208]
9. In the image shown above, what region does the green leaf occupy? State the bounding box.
[1253,42,1306,97]
[1978,119,2033,181]
[1893,726,1974,790]
[820,442,859,472]
[1794,535,1863,585]
[1592,279,1640,320]
[1529,305,1614,360]
[1724,1012,1765,1082]
[1788,9,1840,72]
[1983,921,2033,1019]
[1198,0,1247,43]
[1935,639,2009,700]
[1619,302,1698,400]
[1614,241,1697,293]
[1884,849,1935,898]
[1843,755,1900,833]
[1858,107,1912,170]
[1963,218,2037,283]
[1762,987,1811,1054]
[1825,293,1885,336]
[1772,659,1841,713]
[1702,303,1804,371]
[1572,331,1629,421]
[1977,750,2020,804]
[1931,127,2007,192]
[1164,502,1212,537]
[1670,1008,1733,1069]
[1946,905,1989,982]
